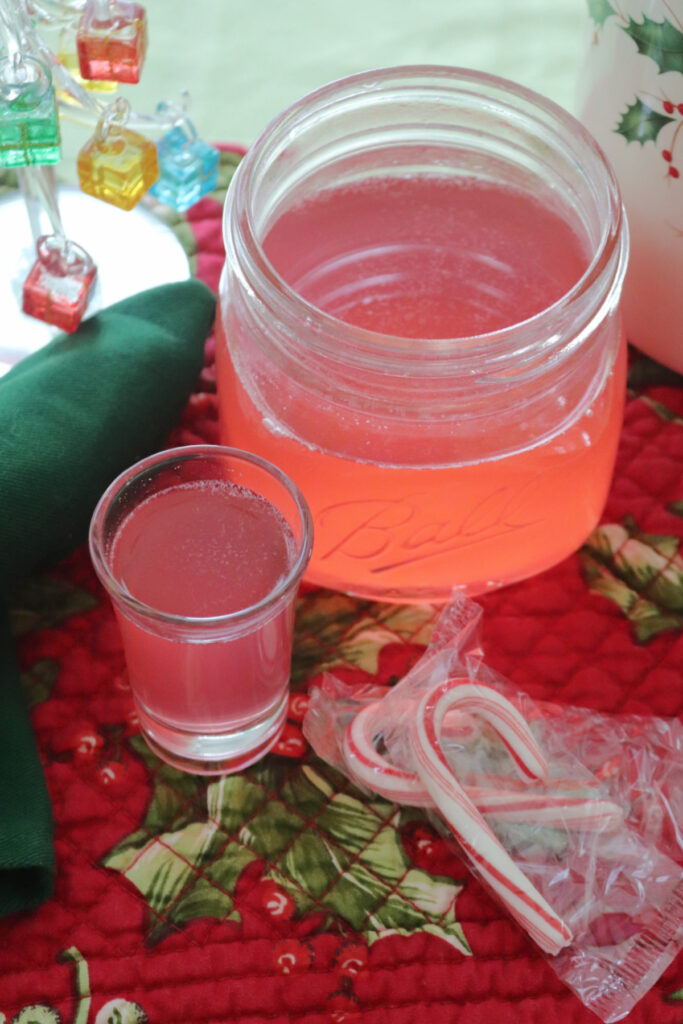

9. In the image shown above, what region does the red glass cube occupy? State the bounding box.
[22,235,97,333]
[76,0,147,85]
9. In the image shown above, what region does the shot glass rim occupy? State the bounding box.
[88,443,314,628]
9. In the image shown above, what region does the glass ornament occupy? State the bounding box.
[150,103,219,211]
[22,233,97,332]
[76,0,147,85]
[0,54,61,168]
[77,97,158,210]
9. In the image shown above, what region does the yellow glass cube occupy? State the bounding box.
[77,126,158,210]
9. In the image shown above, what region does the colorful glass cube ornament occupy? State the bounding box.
[150,105,219,212]
[57,28,119,98]
[22,234,97,333]
[76,0,147,85]
[0,54,61,168]
[77,97,159,210]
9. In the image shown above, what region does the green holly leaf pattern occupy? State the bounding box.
[103,594,462,950]
[616,97,675,145]
[293,592,434,683]
[9,1008,61,1024]
[260,765,469,953]
[587,0,614,27]
[20,658,59,709]
[336,603,436,675]
[581,518,683,641]
[103,752,468,953]
[103,817,247,944]
[292,592,373,682]
[623,16,683,75]
[628,355,683,393]
[668,986,683,1001]
[9,576,98,638]
[638,395,683,427]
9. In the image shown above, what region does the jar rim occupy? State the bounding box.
[225,64,626,374]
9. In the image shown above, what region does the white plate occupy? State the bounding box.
[0,186,191,375]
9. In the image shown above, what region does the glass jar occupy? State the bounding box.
[217,66,629,604]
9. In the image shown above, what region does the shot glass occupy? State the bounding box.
[89,445,313,774]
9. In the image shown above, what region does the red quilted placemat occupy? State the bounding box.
[1,149,682,1024]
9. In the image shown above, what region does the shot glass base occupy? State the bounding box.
[135,692,289,775]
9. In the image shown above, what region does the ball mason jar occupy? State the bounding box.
[217,66,629,604]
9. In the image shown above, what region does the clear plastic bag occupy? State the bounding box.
[303,597,683,1023]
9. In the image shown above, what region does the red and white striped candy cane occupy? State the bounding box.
[466,787,623,830]
[343,701,623,831]
[411,678,573,955]
[343,701,432,806]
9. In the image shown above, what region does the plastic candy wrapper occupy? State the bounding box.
[303,597,683,1023]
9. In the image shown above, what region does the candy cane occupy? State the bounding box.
[466,787,623,831]
[343,702,432,806]
[343,702,623,831]
[411,678,573,955]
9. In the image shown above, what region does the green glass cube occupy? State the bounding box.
[0,55,61,168]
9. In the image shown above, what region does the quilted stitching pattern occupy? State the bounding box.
[0,153,681,1024]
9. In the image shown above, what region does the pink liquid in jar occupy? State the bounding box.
[218,174,626,602]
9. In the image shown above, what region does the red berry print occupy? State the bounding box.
[98,761,127,787]
[663,150,673,162]
[113,672,131,692]
[73,732,104,762]
[272,722,307,759]
[400,820,461,878]
[272,938,312,974]
[288,691,310,722]
[328,992,360,1022]
[52,721,103,760]
[402,822,437,866]
[663,100,675,114]
[123,708,140,737]
[335,942,368,978]
[668,166,680,178]
[257,880,296,920]
[678,103,683,115]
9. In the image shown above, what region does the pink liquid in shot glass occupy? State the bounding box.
[111,479,297,736]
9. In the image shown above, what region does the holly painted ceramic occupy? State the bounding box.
[578,0,683,373]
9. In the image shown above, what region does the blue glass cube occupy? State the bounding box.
[150,124,219,212]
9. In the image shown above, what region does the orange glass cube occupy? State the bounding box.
[78,125,158,210]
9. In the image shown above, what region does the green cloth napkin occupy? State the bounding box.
[0,278,216,916]
[0,279,216,596]
[0,608,54,915]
